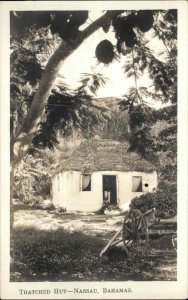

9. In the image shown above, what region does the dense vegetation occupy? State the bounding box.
[10,10,177,162]
[10,9,178,283]
[10,9,177,223]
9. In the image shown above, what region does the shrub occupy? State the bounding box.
[13,154,51,205]
[130,188,177,219]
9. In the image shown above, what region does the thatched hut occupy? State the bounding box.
[52,139,157,212]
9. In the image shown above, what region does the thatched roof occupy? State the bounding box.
[56,139,156,174]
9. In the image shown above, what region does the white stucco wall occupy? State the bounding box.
[117,171,157,211]
[52,171,103,212]
[52,170,157,212]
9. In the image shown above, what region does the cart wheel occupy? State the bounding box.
[171,235,177,252]
[122,209,149,256]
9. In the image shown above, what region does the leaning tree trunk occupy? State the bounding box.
[10,11,112,230]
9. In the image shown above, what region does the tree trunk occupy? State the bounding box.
[11,11,112,167]
[10,11,112,228]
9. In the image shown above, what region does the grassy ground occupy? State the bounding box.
[11,207,177,282]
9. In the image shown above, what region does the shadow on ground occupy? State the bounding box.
[11,208,177,281]
[11,224,177,282]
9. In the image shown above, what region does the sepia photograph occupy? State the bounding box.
[0,1,188,299]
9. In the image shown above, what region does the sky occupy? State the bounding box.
[59,10,167,108]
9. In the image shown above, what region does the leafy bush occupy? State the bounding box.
[130,188,177,219]
[13,156,51,204]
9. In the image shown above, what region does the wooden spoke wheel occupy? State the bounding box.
[122,209,149,256]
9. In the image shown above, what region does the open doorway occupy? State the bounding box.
[102,175,117,205]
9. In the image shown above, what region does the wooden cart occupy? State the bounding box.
[100,208,177,257]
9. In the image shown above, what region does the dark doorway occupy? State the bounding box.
[103,175,117,205]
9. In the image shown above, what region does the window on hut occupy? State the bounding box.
[81,174,91,191]
[132,176,142,192]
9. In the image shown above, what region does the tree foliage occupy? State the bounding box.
[10,9,177,193]
[32,84,111,149]
[13,154,50,204]
[10,24,110,149]
[10,25,58,140]
[116,10,177,159]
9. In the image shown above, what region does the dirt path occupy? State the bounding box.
[14,208,123,239]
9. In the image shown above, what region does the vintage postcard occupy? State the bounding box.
[0,1,188,299]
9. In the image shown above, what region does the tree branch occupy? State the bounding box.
[81,11,112,40]
[12,11,113,169]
